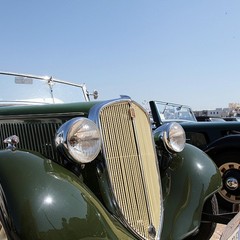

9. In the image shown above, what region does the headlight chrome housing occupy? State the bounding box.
[55,117,101,163]
[154,122,186,153]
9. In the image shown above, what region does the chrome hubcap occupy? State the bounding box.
[226,177,238,190]
[219,162,240,204]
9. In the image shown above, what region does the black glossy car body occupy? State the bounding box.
[150,100,240,214]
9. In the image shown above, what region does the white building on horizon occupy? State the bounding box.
[194,102,240,117]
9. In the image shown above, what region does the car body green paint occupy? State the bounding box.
[160,144,221,239]
[0,144,221,239]
[0,150,136,240]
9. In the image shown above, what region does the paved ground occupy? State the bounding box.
[210,224,226,240]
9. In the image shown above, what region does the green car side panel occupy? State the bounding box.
[160,143,222,240]
[0,150,136,240]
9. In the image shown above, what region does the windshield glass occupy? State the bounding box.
[155,101,197,122]
[0,72,92,105]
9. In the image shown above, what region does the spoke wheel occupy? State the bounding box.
[214,152,240,212]
[219,162,240,204]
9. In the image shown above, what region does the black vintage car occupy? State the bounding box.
[150,100,240,215]
[0,72,222,240]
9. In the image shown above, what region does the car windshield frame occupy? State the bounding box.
[153,100,197,122]
[0,71,98,106]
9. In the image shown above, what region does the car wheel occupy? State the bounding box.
[214,152,240,212]
[186,195,218,240]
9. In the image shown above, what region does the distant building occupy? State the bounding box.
[194,108,229,117]
[194,102,240,118]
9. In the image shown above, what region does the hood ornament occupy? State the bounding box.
[3,135,19,151]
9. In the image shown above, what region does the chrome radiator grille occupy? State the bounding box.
[0,120,62,161]
[99,101,162,240]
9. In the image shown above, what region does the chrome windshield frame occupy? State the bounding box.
[154,100,197,122]
[0,71,92,102]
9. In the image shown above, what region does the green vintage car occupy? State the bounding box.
[0,72,222,240]
[149,100,240,216]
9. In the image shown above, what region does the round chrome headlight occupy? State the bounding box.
[163,122,186,152]
[55,118,101,163]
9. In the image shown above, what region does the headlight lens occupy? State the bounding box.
[154,122,186,153]
[55,118,101,163]
[163,122,186,152]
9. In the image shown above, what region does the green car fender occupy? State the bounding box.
[160,143,222,239]
[0,150,136,240]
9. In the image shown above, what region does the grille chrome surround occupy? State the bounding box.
[98,100,162,240]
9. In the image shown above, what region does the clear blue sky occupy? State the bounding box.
[1,1,240,110]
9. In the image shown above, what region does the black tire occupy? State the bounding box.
[186,195,218,240]
[213,151,240,213]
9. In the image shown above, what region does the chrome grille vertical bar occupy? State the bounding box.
[46,123,56,159]
[99,101,162,240]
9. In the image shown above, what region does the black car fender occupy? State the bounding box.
[0,149,136,240]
